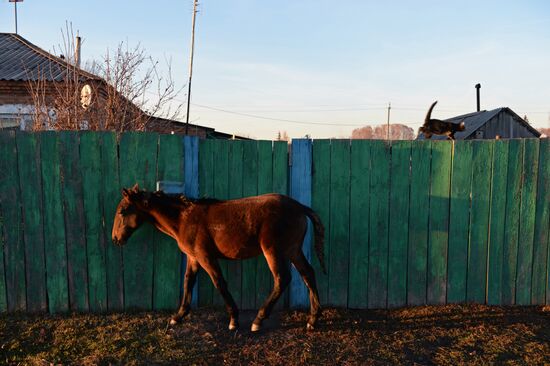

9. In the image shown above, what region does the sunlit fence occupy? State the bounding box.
[0,131,548,313]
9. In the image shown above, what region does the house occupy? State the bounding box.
[0,32,242,138]
[417,107,541,140]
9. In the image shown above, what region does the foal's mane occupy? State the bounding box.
[150,190,221,207]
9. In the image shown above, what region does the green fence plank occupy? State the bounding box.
[101,132,124,311]
[0,131,26,312]
[0,204,6,312]
[467,141,493,303]
[80,132,107,313]
[447,141,473,303]
[487,140,509,305]
[59,132,89,312]
[516,139,539,305]
[311,140,330,306]
[242,140,258,310]
[227,141,244,308]
[16,132,47,312]
[502,139,524,305]
[328,140,350,307]
[40,132,69,313]
[408,140,431,306]
[198,139,214,307]
[368,140,391,309]
[348,140,370,308]
[120,132,158,310]
[256,141,274,308]
[532,139,549,305]
[212,140,230,307]
[273,141,289,309]
[388,141,411,308]
[427,141,452,305]
[153,134,184,310]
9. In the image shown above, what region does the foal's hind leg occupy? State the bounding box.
[199,257,240,330]
[170,257,199,325]
[251,252,291,332]
[289,251,321,330]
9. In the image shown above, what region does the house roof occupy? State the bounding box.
[0,32,99,82]
[417,107,541,140]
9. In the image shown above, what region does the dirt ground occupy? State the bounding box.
[0,304,549,365]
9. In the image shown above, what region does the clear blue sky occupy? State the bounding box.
[2,0,549,138]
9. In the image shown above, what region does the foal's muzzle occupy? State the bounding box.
[112,236,126,246]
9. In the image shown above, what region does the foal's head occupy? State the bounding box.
[112,183,151,246]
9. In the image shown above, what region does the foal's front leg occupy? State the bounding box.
[170,257,199,325]
[200,257,240,330]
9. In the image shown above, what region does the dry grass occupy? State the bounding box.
[1,304,549,365]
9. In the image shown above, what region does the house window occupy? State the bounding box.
[0,116,20,129]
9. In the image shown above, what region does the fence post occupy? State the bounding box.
[289,138,313,308]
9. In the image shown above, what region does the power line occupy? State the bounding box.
[192,103,368,126]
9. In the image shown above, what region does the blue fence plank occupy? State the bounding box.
[184,136,200,307]
[289,139,312,308]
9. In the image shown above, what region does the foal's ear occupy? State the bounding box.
[122,188,130,199]
[131,183,140,192]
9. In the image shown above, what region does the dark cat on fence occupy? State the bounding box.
[419,101,465,140]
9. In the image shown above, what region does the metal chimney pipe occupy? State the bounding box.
[475,83,481,112]
[75,36,81,68]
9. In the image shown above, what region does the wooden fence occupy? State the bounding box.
[0,131,548,313]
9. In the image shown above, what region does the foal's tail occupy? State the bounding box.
[303,206,327,274]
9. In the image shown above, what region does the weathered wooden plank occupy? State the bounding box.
[289,139,312,308]
[502,139,524,305]
[531,139,549,305]
[198,139,214,307]
[227,140,244,308]
[368,140,391,309]
[387,141,411,308]
[272,141,289,309]
[241,140,258,310]
[59,132,89,312]
[153,134,183,310]
[487,140,509,305]
[407,140,431,306]
[348,140,370,308]
[101,132,124,311]
[212,139,230,307]
[0,131,26,312]
[329,140,350,307]
[311,140,330,306]
[40,132,69,313]
[16,132,47,312]
[467,141,493,303]
[447,140,473,303]
[256,140,274,308]
[120,132,158,310]
[515,139,539,305]
[184,136,200,308]
[427,141,452,305]
[0,205,6,312]
[80,132,107,312]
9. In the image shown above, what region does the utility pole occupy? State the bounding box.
[185,0,199,135]
[10,0,24,34]
[386,102,391,141]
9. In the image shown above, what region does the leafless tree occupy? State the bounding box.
[28,24,184,132]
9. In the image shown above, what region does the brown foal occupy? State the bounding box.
[112,184,326,332]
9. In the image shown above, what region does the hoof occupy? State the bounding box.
[228,320,239,331]
[306,323,315,331]
[251,323,261,332]
[169,319,178,326]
